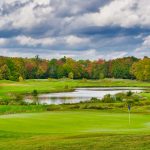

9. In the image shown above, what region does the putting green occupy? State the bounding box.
[0,111,150,135]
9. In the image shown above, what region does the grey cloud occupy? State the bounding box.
[0,0,149,59]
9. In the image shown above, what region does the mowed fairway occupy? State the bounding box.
[0,110,150,150]
[0,111,150,134]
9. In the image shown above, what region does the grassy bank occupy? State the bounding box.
[0,78,150,100]
[0,101,150,115]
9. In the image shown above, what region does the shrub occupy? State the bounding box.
[18,76,24,82]
[133,95,140,102]
[99,73,105,79]
[64,85,69,89]
[47,105,61,111]
[126,91,133,96]
[86,104,102,110]
[68,72,74,79]
[14,93,24,102]
[81,78,87,82]
[69,105,80,109]
[48,78,53,81]
[115,93,126,102]
[32,90,38,97]
[91,97,100,102]
[102,94,115,103]
[125,99,135,105]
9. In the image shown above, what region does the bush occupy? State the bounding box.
[86,104,102,110]
[91,97,100,102]
[64,85,69,89]
[69,105,80,109]
[132,95,140,102]
[14,93,24,102]
[115,93,126,102]
[81,78,87,82]
[102,94,115,103]
[99,73,105,79]
[18,76,24,82]
[125,99,135,105]
[126,91,133,96]
[68,72,74,79]
[0,99,9,105]
[47,105,61,111]
[32,90,38,97]
[48,78,53,81]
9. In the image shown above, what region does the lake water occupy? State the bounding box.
[25,87,144,105]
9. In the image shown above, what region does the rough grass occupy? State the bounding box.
[0,134,150,150]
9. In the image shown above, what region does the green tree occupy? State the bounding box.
[110,57,138,79]
[18,76,24,82]
[99,73,105,79]
[68,72,74,79]
[0,64,10,79]
[131,57,150,81]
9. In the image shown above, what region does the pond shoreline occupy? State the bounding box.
[25,87,147,105]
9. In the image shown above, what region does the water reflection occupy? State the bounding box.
[25,87,144,105]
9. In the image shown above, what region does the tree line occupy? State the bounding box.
[0,55,149,81]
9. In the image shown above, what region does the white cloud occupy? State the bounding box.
[73,0,150,28]
[0,1,53,30]
[133,35,150,58]
[0,38,7,46]
[0,0,50,5]
[15,36,55,47]
[0,48,128,60]
[0,0,149,59]
[33,0,50,5]
[142,36,150,47]
[135,35,150,52]
[0,0,28,5]
[105,51,128,60]
[65,35,89,45]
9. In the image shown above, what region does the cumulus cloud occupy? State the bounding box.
[142,36,150,48]
[72,0,150,28]
[0,1,53,30]
[0,48,128,60]
[15,36,56,47]
[0,0,149,59]
[0,38,7,46]
[134,35,150,52]
[65,35,90,45]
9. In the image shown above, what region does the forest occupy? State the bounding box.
[0,55,149,81]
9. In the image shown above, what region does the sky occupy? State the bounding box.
[0,0,150,60]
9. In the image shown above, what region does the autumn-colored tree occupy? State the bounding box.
[110,57,138,79]
[0,64,10,79]
[131,57,150,81]
[18,76,24,82]
[68,72,74,79]
[0,55,148,81]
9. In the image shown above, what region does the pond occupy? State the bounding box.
[25,87,145,105]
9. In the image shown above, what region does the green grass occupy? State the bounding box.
[0,78,150,99]
[0,79,150,149]
[0,110,150,134]
[141,92,150,99]
[0,105,49,115]
[0,110,150,150]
